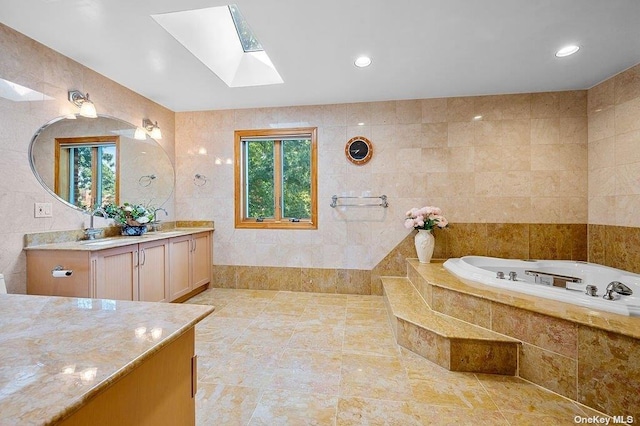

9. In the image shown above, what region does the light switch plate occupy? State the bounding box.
[35,202,52,218]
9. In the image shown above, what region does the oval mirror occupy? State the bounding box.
[29,115,174,212]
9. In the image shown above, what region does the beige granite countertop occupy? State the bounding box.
[23,227,214,252]
[0,294,213,425]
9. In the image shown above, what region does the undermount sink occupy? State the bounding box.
[79,238,123,246]
[148,230,185,237]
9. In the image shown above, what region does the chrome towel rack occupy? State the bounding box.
[330,195,388,208]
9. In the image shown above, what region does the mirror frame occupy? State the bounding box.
[28,114,174,213]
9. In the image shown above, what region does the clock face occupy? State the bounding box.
[345,136,373,165]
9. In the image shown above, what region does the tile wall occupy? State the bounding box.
[0,23,175,293]
[588,63,640,273]
[3,19,639,295]
[176,91,588,274]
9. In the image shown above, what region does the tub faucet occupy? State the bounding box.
[603,281,633,300]
[85,207,109,240]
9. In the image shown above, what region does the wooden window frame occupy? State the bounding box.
[234,127,318,230]
[54,136,120,208]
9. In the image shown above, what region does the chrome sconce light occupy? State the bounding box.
[143,118,162,140]
[68,90,97,118]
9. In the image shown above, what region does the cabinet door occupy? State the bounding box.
[191,232,211,289]
[169,235,192,301]
[92,245,137,301]
[139,239,170,302]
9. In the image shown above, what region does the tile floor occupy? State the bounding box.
[186,288,603,425]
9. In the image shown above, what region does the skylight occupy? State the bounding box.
[152,5,283,88]
[0,78,54,102]
[228,4,262,53]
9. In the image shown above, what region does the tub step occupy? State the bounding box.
[382,276,519,375]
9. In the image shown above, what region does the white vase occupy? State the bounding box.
[414,229,435,263]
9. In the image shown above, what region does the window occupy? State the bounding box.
[55,136,119,210]
[235,128,317,229]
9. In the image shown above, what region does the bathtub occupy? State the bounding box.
[442,256,640,316]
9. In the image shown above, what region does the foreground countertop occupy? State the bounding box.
[0,294,213,425]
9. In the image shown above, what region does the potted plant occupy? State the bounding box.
[103,202,154,236]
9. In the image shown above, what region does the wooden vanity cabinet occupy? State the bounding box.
[91,245,138,301]
[26,251,91,298]
[138,239,170,302]
[27,230,211,302]
[91,239,170,302]
[169,232,211,301]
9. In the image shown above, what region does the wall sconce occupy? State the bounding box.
[133,127,147,140]
[143,119,162,140]
[68,90,97,118]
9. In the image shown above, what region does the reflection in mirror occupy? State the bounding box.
[30,115,174,213]
[55,136,119,209]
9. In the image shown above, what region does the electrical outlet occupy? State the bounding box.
[35,202,52,218]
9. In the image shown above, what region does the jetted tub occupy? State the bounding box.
[443,256,640,316]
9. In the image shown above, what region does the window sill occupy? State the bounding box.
[235,220,317,230]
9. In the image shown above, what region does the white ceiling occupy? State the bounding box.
[1,0,639,112]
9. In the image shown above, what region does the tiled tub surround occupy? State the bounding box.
[0,294,213,424]
[443,256,640,316]
[404,259,640,419]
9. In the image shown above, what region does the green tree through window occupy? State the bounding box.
[235,128,317,229]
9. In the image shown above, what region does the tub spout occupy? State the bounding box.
[603,281,633,300]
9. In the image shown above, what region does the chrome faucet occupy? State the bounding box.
[603,281,633,300]
[150,208,168,232]
[85,207,109,240]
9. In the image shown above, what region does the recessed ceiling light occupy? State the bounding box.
[354,56,372,68]
[357,122,365,126]
[555,45,580,58]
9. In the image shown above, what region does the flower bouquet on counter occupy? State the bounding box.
[103,202,155,235]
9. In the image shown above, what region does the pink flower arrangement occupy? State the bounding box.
[404,206,448,231]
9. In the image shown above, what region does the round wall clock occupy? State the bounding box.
[345,136,373,165]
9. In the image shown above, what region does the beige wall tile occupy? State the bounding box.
[615,129,640,165]
[447,121,474,146]
[531,144,587,171]
[531,118,559,145]
[421,98,447,123]
[588,107,615,142]
[614,97,640,135]
[396,99,422,124]
[588,137,615,170]
[614,64,640,105]
[588,78,615,114]
[531,92,560,118]
[447,97,475,122]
